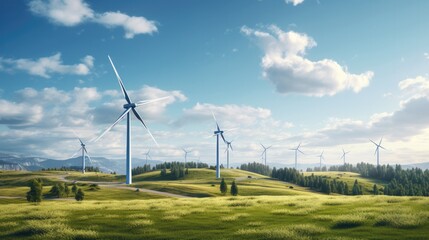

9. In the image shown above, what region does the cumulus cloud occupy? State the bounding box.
[0,100,43,126]
[398,76,429,98]
[241,25,373,96]
[285,0,304,6]
[0,53,94,78]
[174,103,272,127]
[28,0,158,39]
[29,0,94,26]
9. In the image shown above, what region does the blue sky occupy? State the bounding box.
[1,0,429,167]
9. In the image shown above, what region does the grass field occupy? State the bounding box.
[1,169,428,239]
[0,195,428,239]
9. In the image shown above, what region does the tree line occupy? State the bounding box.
[240,162,271,176]
[26,179,85,202]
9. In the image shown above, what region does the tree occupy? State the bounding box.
[71,184,78,194]
[49,183,66,198]
[26,179,43,203]
[65,183,70,197]
[220,178,228,195]
[352,180,361,195]
[231,180,238,196]
[373,184,379,195]
[75,188,85,201]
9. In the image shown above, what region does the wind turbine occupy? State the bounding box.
[290,143,304,169]
[144,149,151,166]
[211,112,227,179]
[340,148,350,165]
[182,148,192,168]
[225,140,233,169]
[370,138,386,166]
[71,134,93,174]
[260,144,272,166]
[317,151,324,169]
[94,55,169,184]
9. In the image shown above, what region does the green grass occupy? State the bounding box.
[0,195,428,239]
[131,168,315,197]
[304,171,387,194]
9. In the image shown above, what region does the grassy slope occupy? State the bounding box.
[132,168,315,197]
[304,171,387,194]
[0,195,428,240]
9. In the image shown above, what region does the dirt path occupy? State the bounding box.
[55,175,192,198]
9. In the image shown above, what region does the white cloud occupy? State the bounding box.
[0,53,94,78]
[398,76,429,98]
[28,0,158,39]
[424,52,429,60]
[174,103,272,128]
[0,100,43,126]
[285,0,304,6]
[241,25,373,96]
[94,12,158,39]
[29,0,94,26]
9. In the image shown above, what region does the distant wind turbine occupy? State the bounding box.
[340,148,350,165]
[317,151,324,169]
[211,112,230,179]
[290,143,304,169]
[225,140,233,169]
[370,138,386,166]
[144,149,151,166]
[260,144,272,166]
[182,148,192,168]
[71,133,93,174]
[94,55,169,184]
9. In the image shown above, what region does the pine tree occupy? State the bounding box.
[352,179,361,195]
[26,179,43,203]
[373,184,379,195]
[75,188,85,201]
[230,180,238,196]
[65,183,70,197]
[71,184,78,194]
[220,178,228,195]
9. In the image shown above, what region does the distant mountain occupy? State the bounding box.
[0,152,163,174]
[402,162,429,170]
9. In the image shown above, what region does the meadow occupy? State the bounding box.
[0,195,428,239]
[1,169,429,239]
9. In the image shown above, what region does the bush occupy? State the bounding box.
[75,188,85,201]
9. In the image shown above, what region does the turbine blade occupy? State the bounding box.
[267,145,272,149]
[379,137,383,146]
[380,146,387,150]
[369,139,378,146]
[297,142,301,149]
[230,144,233,151]
[223,128,237,133]
[298,149,304,155]
[72,131,84,145]
[135,96,171,107]
[71,147,82,159]
[84,148,93,164]
[108,55,131,104]
[132,108,159,146]
[94,108,131,142]
[220,133,226,143]
[211,111,221,131]
[260,143,265,149]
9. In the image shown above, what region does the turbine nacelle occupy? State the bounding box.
[123,103,136,109]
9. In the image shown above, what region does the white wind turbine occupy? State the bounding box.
[182,148,192,168]
[370,138,386,166]
[260,144,272,166]
[290,143,304,169]
[317,151,324,169]
[94,55,169,185]
[211,112,233,179]
[144,149,151,166]
[225,140,233,169]
[71,134,93,174]
[340,148,350,165]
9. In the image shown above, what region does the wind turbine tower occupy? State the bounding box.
[260,144,272,166]
[370,138,386,166]
[144,149,151,166]
[94,55,169,184]
[340,149,350,165]
[317,151,324,169]
[182,148,192,168]
[290,143,304,169]
[71,136,93,174]
[225,140,233,169]
[211,112,227,179]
